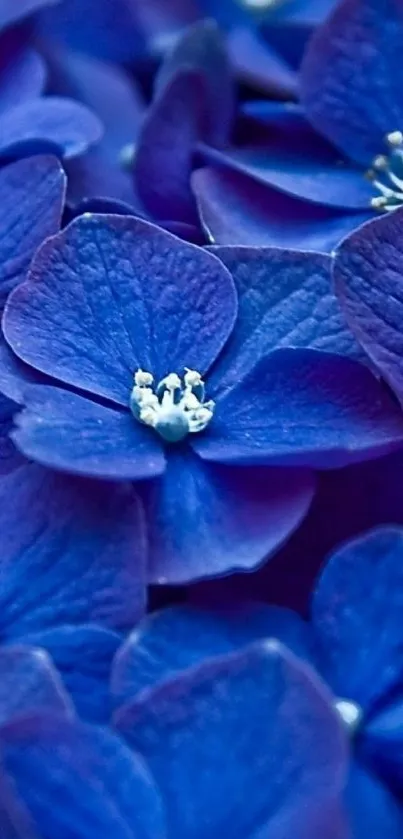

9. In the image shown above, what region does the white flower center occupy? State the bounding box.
[334,698,362,734]
[367,131,403,211]
[130,368,215,443]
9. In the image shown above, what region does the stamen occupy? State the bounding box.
[368,130,403,211]
[334,699,363,735]
[130,368,215,443]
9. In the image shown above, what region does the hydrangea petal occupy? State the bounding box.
[0,156,65,310]
[346,761,403,839]
[0,97,102,162]
[4,214,237,403]
[13,386,165,480]
[0,715,166,839]
[116,641,348,839]
[0,38,45,112]
[226,25,298,98]
[363,698,403,790]
[138,447,315,583]
[312,527,403,712]
[194,349,403,468]
[334,209,403,403]
[20,626,120,724]
[0,463,146,634]
[111,603,313,708]
[0,0,58,31]
[0,647,74,724]
[301,0,403,165]
[193,167,373,251]
[201,144,375,210]
[155,20,234,147]
[208,246,363,397]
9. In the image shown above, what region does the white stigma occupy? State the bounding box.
[368,130,403,211]
[334,699,363,734]
[130,368,215,443]
[240,0,286,9]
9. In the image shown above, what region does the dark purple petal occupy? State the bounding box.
[138,447,314,583]
[20,626,120,723]
[193,166,373,250]
[0,156,65,310]
[0,463,147,634]
[201,144,375,210]
[0,0,58,31]
[301,0,403,165]
[156,20,234,148]
[141,446,315,584]
[227,25,298,98]
[13,386,165,480]
[111,603,313,708]
[4,214,237,402]
[0,97,102,161]
[0,647,73,725]
[194,349,403,468]
[0,37,45,113]
[135,70,204,224]
[312,527,403,712]
[0,715,165,839]
[66,152,142,209]
[334,208,403,403]
[115,642,348,839]
[207,246,363,397]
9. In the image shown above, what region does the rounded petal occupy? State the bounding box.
[0,646,74,725]
[111,603,313,708]
[208,245,363,397]
[195,349,403,469]
[115,641,348,839]
[4,214,237,405]
[0,97,102,162]
[312,527,403,712]
[345,761,403,839]
[193,166,373,250]
[301,0,403,166]
[0,715,166,839]
[0,156,65,310]
[226,25,298,98]
[0,463,147,634]
[13,385,165,480]
[0,37,45,111]
[0,0,58,31]
[334,208,403,404]
[138,447,315,583]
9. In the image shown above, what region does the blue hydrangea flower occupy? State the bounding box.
[0,0,58,32]
[195,0,403,250]
[0,641,348,839]
[2,215,403,583]
[0,461,146,723]
[0,29,102,163]
[112,525,403,837]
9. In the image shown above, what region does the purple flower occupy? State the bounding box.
[2,214,403,583]
[0,29,102,163]
[112,525,403,837]
[0,641,348,839]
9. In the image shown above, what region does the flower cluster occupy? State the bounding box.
[1,0,403,836]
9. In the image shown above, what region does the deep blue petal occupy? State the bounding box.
[193,166,373,250]
[312,527,403,712]
[0,715,166,839]
[4,214,237,403]
[138,446,315,583]
[0,392,24,475]
[0,463,146,635]
[20,626,120,724]
[0,647,73,724]
[13,385,165,480]
[301,0,403,165]
[0,156,65,310]
[207,246,364,397]
[0,34,45,113]
[226,25,298,98]
[0,0,57,30]
[195,349,403,468]
[345,760,403,839]
[0,97,102,162]
[334,208,403,404]
[115,641,348,839]
[111,603,313,708]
